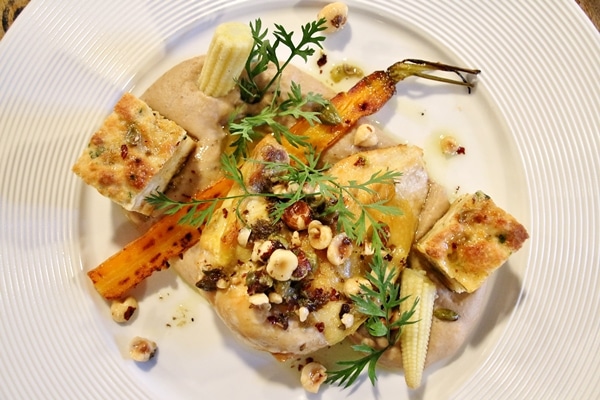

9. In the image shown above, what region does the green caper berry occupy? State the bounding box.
[433,308,460,321]
[125,124,141,145]
[319,102,342,125]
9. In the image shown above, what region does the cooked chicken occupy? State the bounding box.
[171,136,430,356]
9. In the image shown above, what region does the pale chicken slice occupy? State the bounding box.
[172,136,430,357]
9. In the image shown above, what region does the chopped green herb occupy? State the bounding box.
[325,252,419,388]
[238,18,327,104]
[228,82,333,159]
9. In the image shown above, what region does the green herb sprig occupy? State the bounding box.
[144,191,227,228]
[254,150,404,245]
[238,18,327,104]
[147,146,401,249]
[228,82,331,159]
[325,252,419,388]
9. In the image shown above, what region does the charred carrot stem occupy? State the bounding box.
[387,59,481,88]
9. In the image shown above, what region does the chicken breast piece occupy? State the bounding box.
[172,137,430,356]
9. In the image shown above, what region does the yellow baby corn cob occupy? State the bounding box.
[399,268,437,389]
[197,22,253,97]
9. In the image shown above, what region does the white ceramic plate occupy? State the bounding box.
[1,0,599,398]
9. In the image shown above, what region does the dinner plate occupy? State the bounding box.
[1,0,599,398]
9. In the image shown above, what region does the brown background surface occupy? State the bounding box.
[2,0,600,39]
[577,0,600,29]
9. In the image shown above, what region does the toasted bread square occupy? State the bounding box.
[415,191,528,293]
[72,93,195,215]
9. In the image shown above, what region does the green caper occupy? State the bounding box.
[330,63,364,83]
[433,308,460,321]
[125,124,141,145]
[319,102,342,125]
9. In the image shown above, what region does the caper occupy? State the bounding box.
[125,124,141,145]
[330,63,364,83]
[433,307,460,321]
[318,102,342,125]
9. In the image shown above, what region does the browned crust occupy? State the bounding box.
[416,192,528,293]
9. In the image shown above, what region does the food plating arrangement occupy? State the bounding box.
[72,2,528,394]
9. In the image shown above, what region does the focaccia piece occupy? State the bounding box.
[415,191,528,293]
[72,93,196,215]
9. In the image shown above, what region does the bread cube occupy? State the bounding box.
[415,191,529,293]
[72,93,195,215]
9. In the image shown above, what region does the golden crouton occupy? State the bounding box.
[415,191,529,293]
[72,93,195,215]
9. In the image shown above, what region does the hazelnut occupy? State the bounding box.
[440,134,465,156]
[237,226,252,247]
[110,296,138,323]
[300,362,328,393]
[290,230,302,247]
[317,2,349,33]
[129,336,157,362]
[363,241,375,256]
[248,293,271,309]
[266,249,299,281]
[251,240,284,263]
[282,201,313,231]
[343,276,372,296]
[307,220,333,250]
[268,292,283,304]
[353,123,378,147]
[340,312,354,329]
[291,249,312,280]
[327,233,353,266]
[298,306,310,322]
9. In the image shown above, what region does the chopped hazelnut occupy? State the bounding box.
[129,336,157,362]
[327,233,353,266]
[343,276,371,296]
[353,123,378,147]
[237,226,252,247]
[251,239,284,263]
[266,249,299,281]
[340,312,354,329]
[281,201,312,231]
[300,362,328,393]
[440,134,465,156]
[298,306,310,322]
[110,296,138,323]
[317,2,349,33]
[248,293,271,309]
[268,292,283,304]
[308,220,333,250]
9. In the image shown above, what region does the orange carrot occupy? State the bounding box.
[87,178,233,300]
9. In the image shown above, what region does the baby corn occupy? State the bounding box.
[399,268,437,389]
[197,22,253,97]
